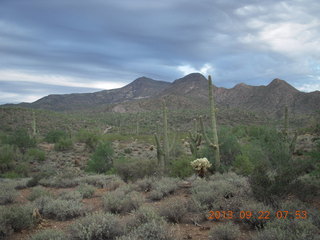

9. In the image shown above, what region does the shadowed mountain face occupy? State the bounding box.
[6,73,320,115]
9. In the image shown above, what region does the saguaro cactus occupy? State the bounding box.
[199,75,220,169]
[32,111,37,136]
[283,106,297,154]
[188,119,202,157]
[154,100,175,174]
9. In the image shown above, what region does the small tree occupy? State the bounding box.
[86,142,114,173]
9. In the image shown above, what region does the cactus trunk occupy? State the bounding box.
[199,75,220,170]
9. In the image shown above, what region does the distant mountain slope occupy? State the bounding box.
[4,73,320,115]
[20,77,170,111]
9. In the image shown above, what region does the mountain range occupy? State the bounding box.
[6,73,320,116]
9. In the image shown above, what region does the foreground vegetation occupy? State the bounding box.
[0,100,319,239]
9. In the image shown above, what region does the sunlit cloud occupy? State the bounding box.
[177,63,213,77]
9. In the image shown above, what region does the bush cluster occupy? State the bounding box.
[208,221,241,240]
[0,182,18,204]
[31,229,66,240]
[103,186,143,214]
[148,177,179,201]
[69,212,123,240]
[114,156,157,182]
[76,184,96,198]
[158,197,188,223]
[0,204,36,237]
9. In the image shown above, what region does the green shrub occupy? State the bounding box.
[76,129,100,151]
[218,126,241,166]
[0,144,16,173]
[28,186,52,201]
[31,229,66,240]
[208,221,241,240]
[45,130,68,143]
[158,197,188,223]
[86,142,114,173]
[169,155,194,178]
[0,183,18,204]
[69,212,123,240]
[233,154,254,176]
[76,184,95,198]
[0,204,36,233]
[54,138,73,151]
[7,129,36,152]
[103,189,143,214]
[26,148,46,162]
[123,148,132,154]
[192,172,252,211]
[114,157,157,182]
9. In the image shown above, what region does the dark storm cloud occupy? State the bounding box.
[0,0,319,103]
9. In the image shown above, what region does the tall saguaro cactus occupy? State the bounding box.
[32,111,37,136]
[283,106,297,154]
[154,100,175,174]
[199,75,220,169]
[188,119,202,157]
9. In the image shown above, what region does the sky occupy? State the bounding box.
[0,0,320,104]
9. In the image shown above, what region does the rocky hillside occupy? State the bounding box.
[4,73,320,116]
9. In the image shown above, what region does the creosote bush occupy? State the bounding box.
[208,221,241,240]
[70,212,123,240]
[0,144,17,173]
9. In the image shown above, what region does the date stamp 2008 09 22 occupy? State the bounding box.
[208,210,308,220]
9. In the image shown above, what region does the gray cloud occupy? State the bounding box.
[0,0,319,103]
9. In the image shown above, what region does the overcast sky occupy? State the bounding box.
[1,0,320,104]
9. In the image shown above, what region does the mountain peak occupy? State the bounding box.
[267,78,298,92]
